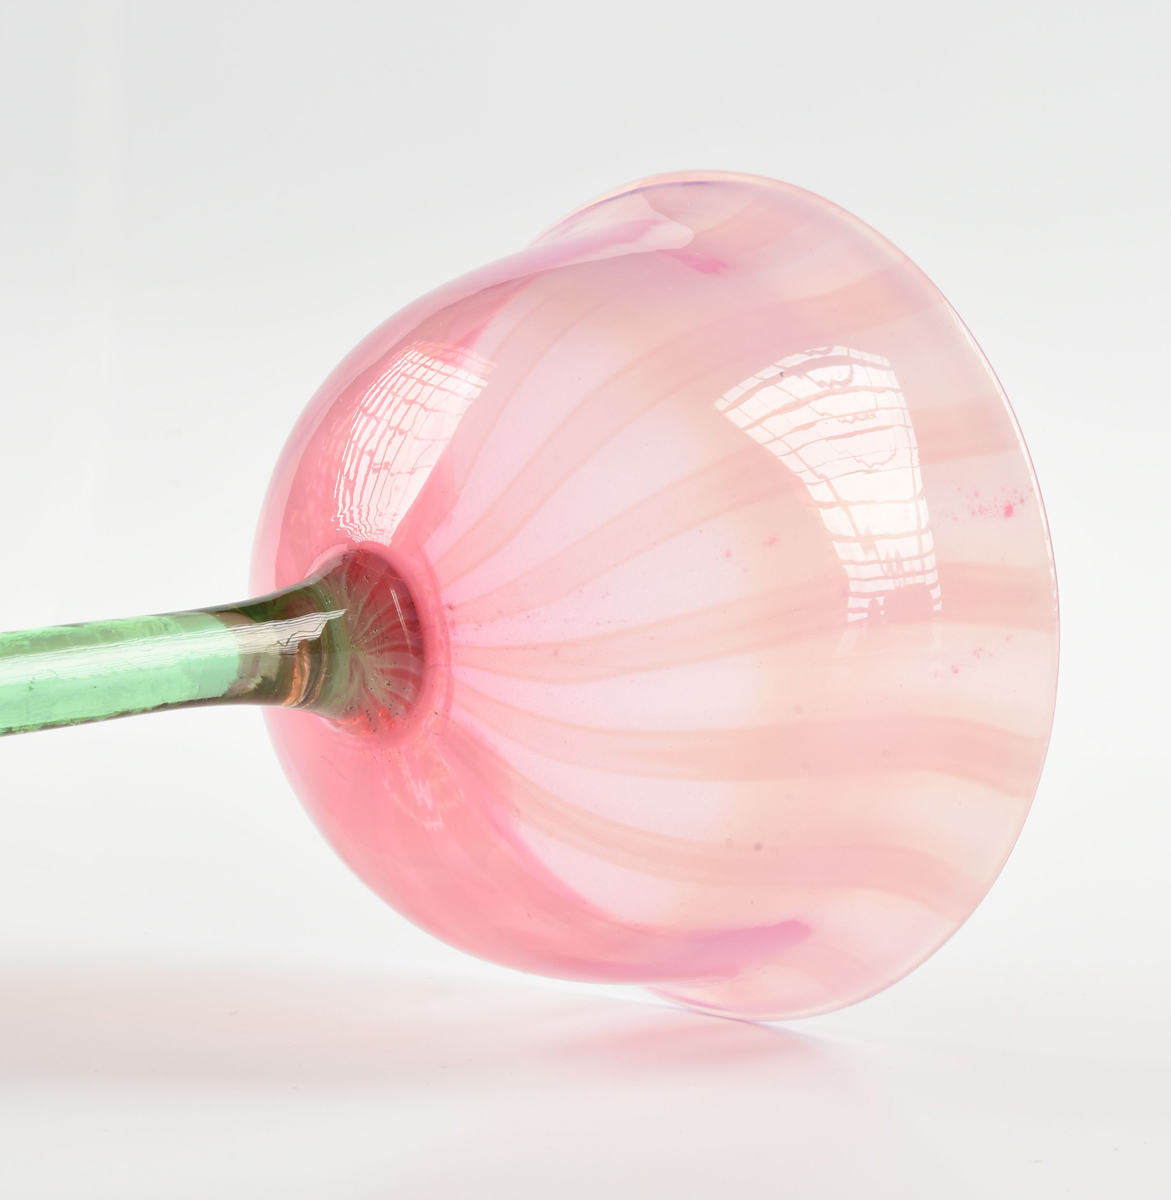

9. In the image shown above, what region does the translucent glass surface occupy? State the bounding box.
[253,172,1059,1019]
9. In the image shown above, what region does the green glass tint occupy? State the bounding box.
[0,551,423,737]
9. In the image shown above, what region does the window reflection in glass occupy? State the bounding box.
[335,341,490,541]
[716,346,941,622]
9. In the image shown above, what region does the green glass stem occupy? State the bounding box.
[0,550,423,737]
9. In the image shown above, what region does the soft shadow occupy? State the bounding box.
[0,957,807,1084]
[0,958,956,1200]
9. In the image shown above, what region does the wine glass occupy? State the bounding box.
[0,171,1058,1020]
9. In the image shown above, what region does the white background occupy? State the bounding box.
[0,2,1168,1196]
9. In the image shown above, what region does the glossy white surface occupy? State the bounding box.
[0,955,1166,1198]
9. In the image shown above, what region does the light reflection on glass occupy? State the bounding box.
[335,341,490,541]
[716,346,941,622]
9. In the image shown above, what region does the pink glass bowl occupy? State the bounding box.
[252,171,1058,1020]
